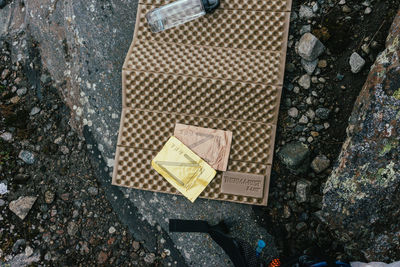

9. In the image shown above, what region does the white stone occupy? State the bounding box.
[299,5,315,19]
[349,52,366,73]
[25,246,34,257]
[108,226,116,234]
[30,107,41,116]
[288,107,299,118]
[0,183,7,195]
[0,132,12,142]
[298,74,311,89]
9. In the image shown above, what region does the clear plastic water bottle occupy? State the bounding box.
[146,0,220,33]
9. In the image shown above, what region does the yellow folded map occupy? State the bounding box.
[151,136,216,202]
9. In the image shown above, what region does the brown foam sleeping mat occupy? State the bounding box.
[113,0,292,205]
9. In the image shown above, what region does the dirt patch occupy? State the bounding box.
[0,40,164,266]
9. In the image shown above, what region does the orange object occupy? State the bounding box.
[268,258,281,267]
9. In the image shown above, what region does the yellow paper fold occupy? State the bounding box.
[151,136,216,202]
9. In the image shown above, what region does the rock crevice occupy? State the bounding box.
[322,9,400,261]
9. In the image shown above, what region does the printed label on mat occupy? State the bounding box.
[221,171,265,198]
[174,123,232,171]
[151,136,216,202]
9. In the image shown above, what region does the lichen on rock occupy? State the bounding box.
[322,10,400,261]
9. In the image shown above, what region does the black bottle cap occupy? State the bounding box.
[202,0,220,13]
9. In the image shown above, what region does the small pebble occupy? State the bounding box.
[25,246,34,257]
[16,87,27,96]
[299,115,309,124]
[364,7,372,14]
[30,107,41,116]
[19,150,35,164]
[0,132,12,142]
[10,96,20,104]
[88,186,99,196]
[298,74,311,89]
[288,107,299,118]
[45,191,55,204]
[342,5,351,13]
[318,60,327,68]
[109,226,116,234]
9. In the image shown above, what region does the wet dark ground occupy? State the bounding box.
[254,0,399,261]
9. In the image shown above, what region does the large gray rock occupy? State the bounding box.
[322,10,400,261]
[278,142,310,174]
[297,33,325,61]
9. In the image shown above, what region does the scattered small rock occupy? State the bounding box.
[288,107,299,118]
[0,199,5,206]
[88,186,99,196]
[300,25,311,35]
[29,107,41,116]
[298,74,311,89]
[361,43,370,54]
[283,205,291,219]
[132,241,140,251]
[349,52,366,73]
[311,155,331,173]
[16,87,27,96]
[296,222,307,231]
[53,136,63,145]
[316,108,331,120]
[10,95,20,104]
[318,59,327,68]
[109,226,116,234]
[298,33,325,61]
[19,150,35,164]
[364,7,372,14]
[98,251,108,264]
[44,252,52,261]
[1,132,13,142]
[296,179,312,203]
[25,246,34,257]
[306,109,316,120]
[342,5,351,13]
[299,5,315,19]
[301,59,318,75]
[9,196,37,220]
[12,239,26,253]
[299,115,309,124]
[67,221,78,236]
[1,69,9,79]
[60,145,70,154]
[45,190,55,204]
[278,142,310,174]
[144,253,156,264]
